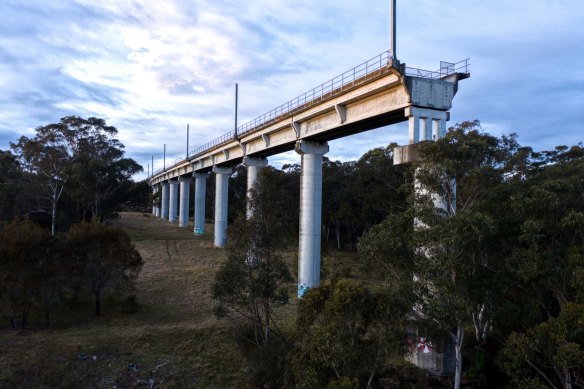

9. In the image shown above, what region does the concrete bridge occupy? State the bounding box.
[149,51,469,297]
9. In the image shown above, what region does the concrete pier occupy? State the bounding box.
[160,182,169,219]
[243,156,268,218]
[178,176,191,228]
[213,166,233,247]
[193,172,208,235]
[295,140,329,297]
[152,185,158,215]
[168,179,179,223]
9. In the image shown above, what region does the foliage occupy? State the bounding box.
[288,279,410,388]
[212,170,293,345]
[0,219,54,328]
[321,145,407,249]
[0,150,25,221]
[67,221,143,315]
[499,303,584,388]
[9,116,142,233]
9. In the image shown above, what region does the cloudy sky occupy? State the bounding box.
[1,0,583,180]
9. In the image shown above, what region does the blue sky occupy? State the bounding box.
[1,0,583,180]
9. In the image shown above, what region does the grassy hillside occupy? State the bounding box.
[0,212,366,388]
[1,213,248,387]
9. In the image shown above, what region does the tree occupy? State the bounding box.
[499,303,584,389]
[212,169,293,345]
[0,150,25,221]
[67,221,143,315]
[10,116,142,233]
[288,280,410,388]
[11,123,75,235]
[359,121,525,388]
[0,219,53,328]
[58,116,142,221]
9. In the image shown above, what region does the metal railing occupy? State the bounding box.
[151,52,470,179]
[236,50,393,138]
[405,58,470,79]
[187,130,235,159]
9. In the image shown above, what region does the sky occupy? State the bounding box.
[1,0,583,180]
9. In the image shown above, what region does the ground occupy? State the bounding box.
[0,212,436,388]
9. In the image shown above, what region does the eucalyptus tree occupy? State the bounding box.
[360,121,525,388]
[212,168,293,345]
[11,116,142,232]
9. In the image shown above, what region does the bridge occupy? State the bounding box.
[149,50,469,297]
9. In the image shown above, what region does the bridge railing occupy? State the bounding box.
[236,50,393,138]
[151,53,470,180]
[405,58,470,79]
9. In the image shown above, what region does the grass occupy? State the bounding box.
[0,213,252,387]
[0,212,367,388]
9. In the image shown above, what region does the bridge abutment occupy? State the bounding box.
[295,140,329,298]
[213,166,233,247]
[178,176,191,228]
[193,172,209,235]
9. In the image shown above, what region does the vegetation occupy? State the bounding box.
[1,117,584,388]
[7,116,143,233]
[0,219,143,328]
[212,170,293,345]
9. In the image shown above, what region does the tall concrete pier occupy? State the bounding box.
[168,179,179,223]
[295,140,329,297]
[193,172,208,235]
[178,176,190,227]
[213,166,232,247]
[160,182,169,220]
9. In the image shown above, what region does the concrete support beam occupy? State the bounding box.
[243,156,268,218]
[160,182,169,219]
[295,140,329,298]
[178,176,191,228]
[213,166,233,247]
[193,172,209,235]
[168,179,179,223]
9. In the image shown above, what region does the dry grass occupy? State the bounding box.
[0,213,253,388]
[0,212,364,388]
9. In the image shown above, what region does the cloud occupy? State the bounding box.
[0,0,583,183]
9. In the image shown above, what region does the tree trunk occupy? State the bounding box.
[564,366,573,389]
[453,325,464,389]
[264,301,270,344]
[51,194,57,237]
[336,222,341,249]
[95,291,101,316]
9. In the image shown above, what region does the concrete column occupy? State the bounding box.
[160,182,169,219]
[168,179,179,223]
[178,176,191,228]
[152,185,157,215]
[193,172,209,235]
[213,166,233,247]
[295,140,329,298]
[243,156,268,218]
